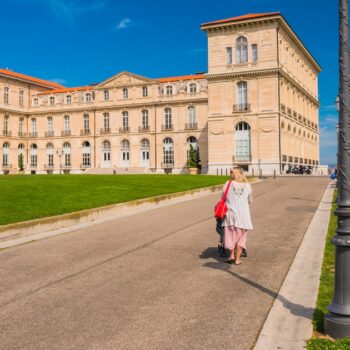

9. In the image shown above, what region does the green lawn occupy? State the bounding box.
[0,174,229,225]
[306,189,350,348]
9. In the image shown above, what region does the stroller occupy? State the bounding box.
[216,218,247,258]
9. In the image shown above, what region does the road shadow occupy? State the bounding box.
[199,247,314,320]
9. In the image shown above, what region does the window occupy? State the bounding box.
[163,137,174,166]
[237,81,248,109]
[47,116,53,133]
[123,88,128,99]
[85,93,92,102]
[19,117,24,135]
[46,143,54,167]
[64,115,70,132]
[252,44,258,62]
[142,110,149,128]
[142,86,148,97]
[121,139,130,149]
[19,90,24,107]
[49,96,55,106]
[189,83,197,94]
[165,108,172,128]
[30,144,38,167]
[63,142,71,166]
[166,85,173,95]
[188,106,196,127]
[186,136,198,162]
[31,118,37,135]
[236,36,248,64]
[140,139,150,166]
[3,115,9,134]
[33,98,38,107]
[121,139,130,165]
[82,141,91,166]
[83,114,90,132]
[122,111,129,129]
[140,138,150,149]
[103,112,110,131]
[235,122,251,161]
[2,142,10,166]
[104,90,109,101]
[66,95,72,104]
[226,47,233,65]
[4,87,9,104]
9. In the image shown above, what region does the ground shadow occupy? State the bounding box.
[199,247,314,320]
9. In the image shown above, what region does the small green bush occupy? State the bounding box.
[307,337,350,350]
[187,144,197,167]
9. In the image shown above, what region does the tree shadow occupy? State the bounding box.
[199,247,314,320]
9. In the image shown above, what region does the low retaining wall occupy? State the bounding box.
[0,184,224,244]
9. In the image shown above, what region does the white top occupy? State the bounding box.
[222,180,253,230]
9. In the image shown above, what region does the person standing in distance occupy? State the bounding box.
[223,167,253,265]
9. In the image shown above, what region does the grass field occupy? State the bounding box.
[0,174,229,226]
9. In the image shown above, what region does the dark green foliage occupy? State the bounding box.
[18,154,24,171]
[187,144,197,167]
[195,147,202,169]
[306,337,350,350]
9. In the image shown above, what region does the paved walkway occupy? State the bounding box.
[0,177,329,350]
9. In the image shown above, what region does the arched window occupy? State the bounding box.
[103,140,111,150]
[164,108,172,129]
[163,137,174,166]
[188,106,196,128]
[287,124,291,132]
[293,127,296,134]
[4,87,9,104]
[63,142,71,167]
[235,122,251,161]
[237,81,248,110]
[82,141,91,167]
[49,96,55,106]
[236,36,248,63]
[121,139,130,149]
[30,144,38,167]
[186,136,198,162]
[46,143,54,167]
[281,122,285,130]
[19,90,24,107]
[18,143,25,153]
[140,138,150,167]
[166,85,173,95]
[189,83,197,94]
[121,139,130,167]
[104,90,109,101]
[101,140,111,167]
[103,112,110,131]
[140,138,150,149]
[66,95,72,104]
[2,142,10,167]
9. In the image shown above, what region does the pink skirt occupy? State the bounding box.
[224,226,247,250]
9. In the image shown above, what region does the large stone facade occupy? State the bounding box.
[0,12,320,175]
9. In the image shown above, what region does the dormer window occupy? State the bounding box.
[33,98,39,107]
[189,83,197,94]
[142,86,148,97]
[166,85,173,95]
[66,95,72,104]
[85,93,92,102]
[123,88,128,99]
[49,96,55,106]
[104,90,109,101]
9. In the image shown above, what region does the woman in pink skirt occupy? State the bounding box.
[223,167,253,265]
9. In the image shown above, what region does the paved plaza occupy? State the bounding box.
[0,177,329,350]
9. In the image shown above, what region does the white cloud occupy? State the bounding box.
[320,126,337,148]
[116,17,132,30]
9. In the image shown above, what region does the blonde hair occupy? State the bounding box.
[230,167,248,183]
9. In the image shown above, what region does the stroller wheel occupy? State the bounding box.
[241,249,248,258]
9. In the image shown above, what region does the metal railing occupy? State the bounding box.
[119,127,130,133]
[138,126,150,132]
[61,130,71,136]
[45,131,55,137]
[232,104,251,112]
[80,129,91,136]
[44,164,55,169]
[100,128,111,134]
[18,132,27,137]
[80,163,90,168]
[2,130,11,136]
[29,132,38,137]
[161,124,173,131]
[185,123,198,130]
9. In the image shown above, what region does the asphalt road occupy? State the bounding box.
[0,177,329,350]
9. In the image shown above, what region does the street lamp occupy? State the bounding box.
[56,149,63,175]
[324,0,350,338]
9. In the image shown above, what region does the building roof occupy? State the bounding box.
[0,68,65,89]
[37,86,93,95]
[157,74,205,83]
[201,12,280,27]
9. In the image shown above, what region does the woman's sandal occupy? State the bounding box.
[234,261,242,265]
[225,259,235,264]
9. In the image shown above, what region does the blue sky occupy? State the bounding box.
[2,0,338,165]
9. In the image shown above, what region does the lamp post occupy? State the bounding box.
[324,0,350,338]
[56,150,63,175]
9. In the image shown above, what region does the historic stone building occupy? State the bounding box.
[0,12,320,175]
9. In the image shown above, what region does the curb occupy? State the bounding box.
[0,184,225,249]
[253,181,334,350]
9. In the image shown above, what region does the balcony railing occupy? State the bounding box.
[45,131,55,137]
[119,127,130,133]
[62,164,72,168]
[80,163,91,168]
[18,132,27,137]
[232,104,251,112]
[80,129,91,136]
[61,130,71,136]
[2,164,12,169]
[3,130,11,136]
[100,128,111,134]
[233,154,252,162]
[29,132,38,137]
[185,123,198,130]
[44,164,55,169]
[161,124,173,131]
[138,126,150,132]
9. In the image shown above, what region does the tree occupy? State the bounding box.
[195,147,202,169]
[18,154,24,171]
[187,144,197,167]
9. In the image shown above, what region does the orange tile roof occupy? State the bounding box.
[201,12,281,27]
[0,68,65,89]
[157,74,205,83]
[37,86,93,95]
